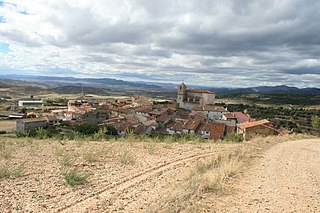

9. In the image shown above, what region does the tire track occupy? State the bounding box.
[58,149,225,212]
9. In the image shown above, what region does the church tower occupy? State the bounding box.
[177,83,186,106]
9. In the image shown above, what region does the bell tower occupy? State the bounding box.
[177,83,186,106]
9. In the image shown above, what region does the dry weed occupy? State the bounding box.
[152,134,315,212]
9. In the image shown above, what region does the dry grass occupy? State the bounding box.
[119,149,136,165]
[151,134,315,212]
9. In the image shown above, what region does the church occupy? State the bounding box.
[177,83,215,110]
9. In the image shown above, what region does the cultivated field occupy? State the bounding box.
[0,120,16,132]
[0,134,317,212]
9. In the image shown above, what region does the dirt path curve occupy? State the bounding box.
[213,139,320,212]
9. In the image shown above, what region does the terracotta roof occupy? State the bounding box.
[156,114,172,123]
[193,104,228,112]
[226,125,236,134]
[210,123,225,140]
[169,120,184,131]
[189,111,207,120]
[186,89,215,94]
[68,106,81,112]
[121,114,140,125]
[183,119,201,131]
[223,113,236,119]
[237,119,270,129]
[233,112,255,123]
[18,118,47,123]
[135,106,153,113]
[197,122,212,133]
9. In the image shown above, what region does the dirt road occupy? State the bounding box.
[212,139,320,212]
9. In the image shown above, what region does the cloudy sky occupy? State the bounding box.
[0,0,320,87]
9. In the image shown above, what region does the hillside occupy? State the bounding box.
[0,135,318,212]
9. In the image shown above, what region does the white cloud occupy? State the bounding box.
[0,0,319,87]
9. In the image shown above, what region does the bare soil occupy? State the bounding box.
[207,138,320,212]
[1,137,319,212]
[0,137,236,212]
[0,120,16,132]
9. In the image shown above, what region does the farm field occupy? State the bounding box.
[0,134,317,212]
[0,136,235,212]
[0,120,16,132]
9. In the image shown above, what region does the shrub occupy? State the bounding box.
[63,169,91,186]
[119,150,135,165]
[0,130,6,134]
[222,133,243,143]
[105,125,118,136]
[0,165,10,180]
[74,124,99,135]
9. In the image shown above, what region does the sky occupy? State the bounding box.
[0,0,320,88]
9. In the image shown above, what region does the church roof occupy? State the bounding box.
[186,89,214,94]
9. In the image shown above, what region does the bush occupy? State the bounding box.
[223,133,243,143]
[0,130,6,134]
[63,169,91,186]
[74,124,99,135]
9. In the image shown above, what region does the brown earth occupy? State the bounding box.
[0,120,16,132]
[0,136,319,212]
[207,138,320,212]
[0,137,237,212]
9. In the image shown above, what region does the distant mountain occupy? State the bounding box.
[210,85,320,95]
[48,86,109,95]
[0,74,319,95]
[0,75,162,91]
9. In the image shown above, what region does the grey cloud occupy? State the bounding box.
[1,0,320,87]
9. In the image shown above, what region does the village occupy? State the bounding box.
[1,83,287,141]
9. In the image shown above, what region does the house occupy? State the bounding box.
[192,104,229,120]
[167,120,184,135]
[18,100,43,107]
[132,96,153,107]
[16,118,48,131]
[210,123,226,141]
[197,122,213,139]
[233,112,255,123]
[9,113,26,119]
[45,115,59,125]
[177,83,215,110]
[221,113,237,125]
[182,119,201,134]
[84,110,110,125]
[193,121,227,140]
[237,119,279,140]
[135,106,153,117]
[156,114,172,127]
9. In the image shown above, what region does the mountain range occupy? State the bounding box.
[0,74,319,95]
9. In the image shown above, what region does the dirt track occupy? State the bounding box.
[1,137,319,212]
[212,139,320,212]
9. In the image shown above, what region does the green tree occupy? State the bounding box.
[74,124,99,135]
[311,115,320,133]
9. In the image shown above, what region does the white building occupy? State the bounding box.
[18,100,43,107]
[177,83,215,110]
[192,104,229,121]
[16,118,48,131]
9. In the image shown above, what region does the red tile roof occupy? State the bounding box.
[186,89,215,94]
[233,112,255,122]
[183,119,201,131]
[223,113,236,119]
[193,104,228,112]
[237,119,270,129]
[169,120,184,131]
[210,123,226,140]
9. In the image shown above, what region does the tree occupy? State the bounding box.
[311,115,320,133]
[19,107,27,114]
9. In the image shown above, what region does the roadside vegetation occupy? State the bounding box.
[150,133,315,212]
